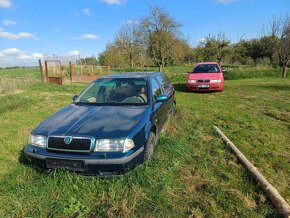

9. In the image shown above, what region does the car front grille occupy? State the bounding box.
[197,79,210,83]
[47,136,92,152]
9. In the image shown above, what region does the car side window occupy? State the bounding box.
[151,78,162,101]
[156,75,169,92]
[163,75,171,90]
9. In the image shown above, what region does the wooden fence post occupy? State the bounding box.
[44,61,49,82]
[38,59,44,82]
[69,61,73,82]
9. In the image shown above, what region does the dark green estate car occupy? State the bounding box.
[24,72,175,175]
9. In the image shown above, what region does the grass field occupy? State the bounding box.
[0,67,289,217]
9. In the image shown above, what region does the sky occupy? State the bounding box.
[0,0,289,67]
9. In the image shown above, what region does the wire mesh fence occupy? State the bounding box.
[40,57,111,84]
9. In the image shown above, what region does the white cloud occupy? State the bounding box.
[18,32,35,38]
[74,8,94,17]
[83,8,93,16]
[199,38,207,43]
[0,28,36,39]
[0,48,21,58]
[0,48,43,60]
[99,0,125,5]
[0,0,12,8]
[78,34,99,40]
[67,50,80,57]
[214,0,239,4]
[32,53,44,59]
[2,19,16,26]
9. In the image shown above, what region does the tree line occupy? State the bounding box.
[79,6,290,78]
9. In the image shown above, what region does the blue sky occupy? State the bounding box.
[0,0,289,66]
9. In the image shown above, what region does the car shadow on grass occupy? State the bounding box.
[173,83,187,93]
[18,146,46,173]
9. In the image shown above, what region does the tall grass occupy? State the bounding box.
[0,68,41,79]
[223,67,281,80]
[0,78,39,94]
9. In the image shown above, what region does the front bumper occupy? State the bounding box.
[186,83,223,91]
[24,145,144,175]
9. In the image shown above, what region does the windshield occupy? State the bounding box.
[192,64,220,73]
[75,78,148,105]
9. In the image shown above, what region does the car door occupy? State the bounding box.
[155,75,175,115]
[151,76,167,132]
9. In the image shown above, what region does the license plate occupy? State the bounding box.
[198,84,209,88]
[46,158,85,171]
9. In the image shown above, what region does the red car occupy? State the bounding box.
[186,62,224,92]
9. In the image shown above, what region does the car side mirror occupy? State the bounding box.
[72,95,78,101]
[187,71,192,74]
[155,95,168,103]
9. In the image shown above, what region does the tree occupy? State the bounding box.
[278,17,290,78]
[98,43,126,68]
[199,33,231,64]
[231,39,249,64]
[170,38,192,66]
[259,35,279,65]
[140,6,182,71]
[77,56,98,65]
[115,21,143,68]
[245,39,264,65]
[267,15,290,78]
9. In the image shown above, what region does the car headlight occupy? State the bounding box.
[94,139,135,152]
[211,79,221,83]
[29,134,47,148]
[187,79,197,83]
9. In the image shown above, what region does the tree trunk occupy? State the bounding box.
[161,53,165,70]
[216,55,222,65]
[282,66,287,78]
[158,64,162,72]
[131,59,134,68]
[130,53,134,68]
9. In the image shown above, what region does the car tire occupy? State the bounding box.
[143,132,156,161]
[171,100,176,114]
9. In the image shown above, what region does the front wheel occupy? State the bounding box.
[143,132,156,161]
[170,100,176,114]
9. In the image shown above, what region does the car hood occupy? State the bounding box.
[32,104,148,138]
[188,73,222,80]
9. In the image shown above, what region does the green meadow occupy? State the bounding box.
[0,67,289,217]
